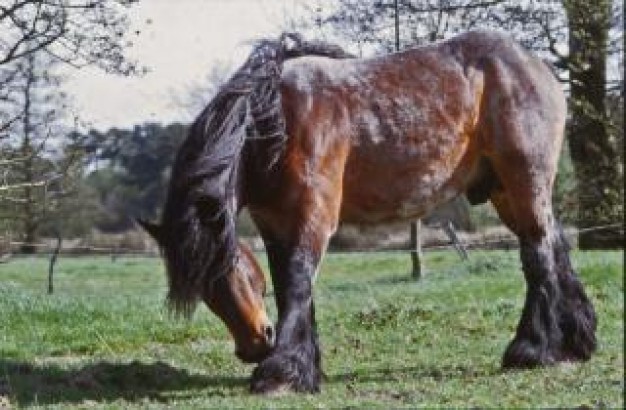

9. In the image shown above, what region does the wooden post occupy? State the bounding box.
[410,220,422,279]
[48,232,61,294]
[111,244,118,262]
[392,2,423,279]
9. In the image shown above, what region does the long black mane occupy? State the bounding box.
[160,33,353,316]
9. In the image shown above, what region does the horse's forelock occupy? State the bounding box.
[160,133,241,317]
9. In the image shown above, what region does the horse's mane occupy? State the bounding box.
[160,33,353,317]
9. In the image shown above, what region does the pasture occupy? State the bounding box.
[0,249,623,408]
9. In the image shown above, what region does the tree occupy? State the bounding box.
[68,123,188,232]
[0,0,137,71]
[0,53,79,251]
[296,0,505,55]
[0,0,140,245]
[0,0,140,148]
[562,0,623,247]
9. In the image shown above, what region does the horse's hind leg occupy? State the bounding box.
[489,165,597,368]
[479,52,597,367]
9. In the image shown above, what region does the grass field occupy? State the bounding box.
[0,249,623,408]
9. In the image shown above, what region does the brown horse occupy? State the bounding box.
[140,30,597,394]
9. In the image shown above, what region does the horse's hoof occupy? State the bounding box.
[250,379,293,396]
[250,351,320,394]
[502,338,555,369]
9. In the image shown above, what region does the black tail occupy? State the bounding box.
[159,33,353,316]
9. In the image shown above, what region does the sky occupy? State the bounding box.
[62,0,622,132]
[63,0,305,131]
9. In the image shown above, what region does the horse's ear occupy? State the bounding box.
[136,218,163,244]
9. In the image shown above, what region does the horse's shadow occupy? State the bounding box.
[0,359,246,406]
[1,358,503,406]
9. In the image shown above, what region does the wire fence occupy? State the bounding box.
[0,223,622,259]
[1,222,621,295]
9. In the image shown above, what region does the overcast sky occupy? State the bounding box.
[63,0,622,132]
[63,0,304,131]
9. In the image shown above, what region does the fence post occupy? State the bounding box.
[48,232,62,295]
[410,220,422,279]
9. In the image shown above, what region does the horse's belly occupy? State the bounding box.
[335,68,479,224]
[340,135,474,224]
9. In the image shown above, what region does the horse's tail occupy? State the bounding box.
[161,34,352,317]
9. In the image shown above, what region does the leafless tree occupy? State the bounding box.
[0,0,138,71]
[0,0,140,136]
[0,52,81,251]
[0,0,139,246]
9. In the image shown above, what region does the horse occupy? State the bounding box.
[138,30,597,394]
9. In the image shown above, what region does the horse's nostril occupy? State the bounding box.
[263,325,275,344]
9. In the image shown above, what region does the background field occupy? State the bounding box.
[0,250,623,408]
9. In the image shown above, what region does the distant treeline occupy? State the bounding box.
[68,123,189,234]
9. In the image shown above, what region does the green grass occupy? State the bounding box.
[0,250,623,408]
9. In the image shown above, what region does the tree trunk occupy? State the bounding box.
[565,0,623,248]
[19,56,38,254]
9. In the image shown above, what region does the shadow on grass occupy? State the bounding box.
[326,363,502,385]
[0,359,247,406]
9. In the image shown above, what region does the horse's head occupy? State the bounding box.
[135,47,289,363]
[203,242,275,363]
[138,219,274,363]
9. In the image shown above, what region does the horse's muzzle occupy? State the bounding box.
[235,324,275,363]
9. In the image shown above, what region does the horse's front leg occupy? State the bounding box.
[250,238,323,394]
